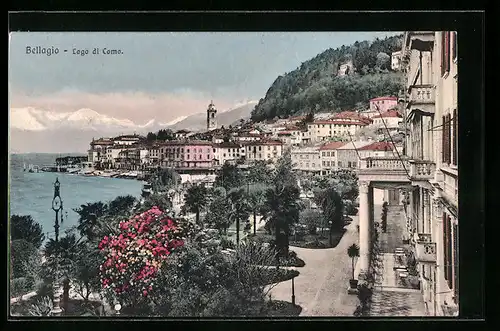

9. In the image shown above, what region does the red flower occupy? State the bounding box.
[142,290,148,297]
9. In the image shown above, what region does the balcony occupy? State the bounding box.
[358,157,411,183]
[409,160,436,181]
[406,31,435,52]
[415,239,436,263]
[407,84,435,115]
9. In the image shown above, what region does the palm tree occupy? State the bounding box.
[247,187,266,236]
[263,185,302,257]
[184,184,208,224]
[107,195,136,217]
[74,202,107,240]
[347,243,360,286]
[315,187,344,246]
[227,189,251,245]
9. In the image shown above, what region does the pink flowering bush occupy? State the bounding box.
[98,206,185,302]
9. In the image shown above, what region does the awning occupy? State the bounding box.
[406,108,434,123]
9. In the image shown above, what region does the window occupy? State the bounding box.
[259,146,262,151]
[331,151,335,157]
[327,152,331,157]
[322,152,326,157]
[338,161,342,167]
[441,31,451,76]
[223,153,226,157]
[442,114,452,164]
[267,154,270,158]
[322,161,326,166]
[199,155,202,160]
[207,148,210,153]
[452,109,458,166]
[443,213,452,289]
[258,153,262,159]
[187,154,190,160]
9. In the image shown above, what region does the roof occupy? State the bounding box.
[246,139,283,146]
[358,141,395,151]
[372,110,402,119]
[175,129,191,134]
[332,111,373,124]
[291,147,320,153]
[337,141,373,150]
[213,142,242,149]
[369,96,398,102]
[319,141,347,151]
[311,120,369,126]
[288,115,306,121]
[91,139,114,145]
[162,140,213,146]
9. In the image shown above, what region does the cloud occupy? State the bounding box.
[9,89,236,123]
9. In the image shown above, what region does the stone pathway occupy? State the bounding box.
[371,203,426,316]
[266,217,359,316]
[370,290,427,316]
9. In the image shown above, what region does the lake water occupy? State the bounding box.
[9,154,144,239]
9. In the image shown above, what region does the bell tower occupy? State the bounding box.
[207,100,217,131]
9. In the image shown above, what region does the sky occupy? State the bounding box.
[9,31,400,123]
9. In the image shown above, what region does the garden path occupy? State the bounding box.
[266,216,360,316]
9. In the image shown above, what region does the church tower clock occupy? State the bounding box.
[207,100,217,131]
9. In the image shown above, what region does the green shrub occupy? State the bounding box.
[10,277,33,298]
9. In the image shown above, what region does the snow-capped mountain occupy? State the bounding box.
[9,101,257,153]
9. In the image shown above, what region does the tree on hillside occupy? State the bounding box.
[376,52,391,71]
[184,184,209,224]
[10,215,45,249]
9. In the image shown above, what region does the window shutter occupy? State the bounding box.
[452,32,457,61]
[453,223,459,303]
[445,32,451,73]
[447,216,453,289]
[453,109,458,165]
[441,116,446,163]
[441,32,446,76]
[448,114,452,164]
[443,212,448,282]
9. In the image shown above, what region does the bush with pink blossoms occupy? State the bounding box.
[98,206,185,305]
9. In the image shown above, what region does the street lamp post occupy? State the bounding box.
[291,276,296,306]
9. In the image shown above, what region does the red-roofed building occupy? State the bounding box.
[357,141,395,158]
[369,96,398,113]
[319,141,347,175]
[371,110,403,131]
[276,126,303,146]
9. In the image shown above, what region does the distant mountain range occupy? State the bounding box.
[9,101,257,153]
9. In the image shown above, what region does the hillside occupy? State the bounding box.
[168,101,257,131]
[251,35,404,122]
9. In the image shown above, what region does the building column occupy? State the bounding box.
[358,180,371,277]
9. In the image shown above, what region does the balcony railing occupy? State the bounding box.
[409,84,435,105]
[417,233,432,243]
[409,160,436,180]
[415,241,436,263]
[361,157,410,171]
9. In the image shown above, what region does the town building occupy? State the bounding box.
[391,50,402,71]
[369,96,398,113]
[112,134,142,146]
[244,139,283,163]
[307,116,369,142]
[336,140,373,169]
[401,30,459,316]
[357,141,396,159]
[212,142,243,166]
[371,110,403,133]
[174,129,191,139]
[290,146,322,175]
[160,140,214,172]
[277,126,303,146]
[88,138,114,168]
[319,141,346,175]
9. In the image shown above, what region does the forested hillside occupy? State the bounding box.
[251,35,404,122]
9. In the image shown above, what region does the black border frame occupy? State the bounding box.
[5,9,486,331]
